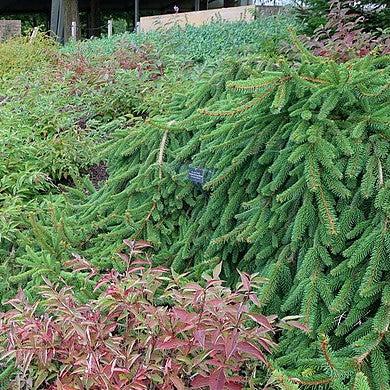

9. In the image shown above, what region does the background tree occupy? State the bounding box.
[63,0,80,41]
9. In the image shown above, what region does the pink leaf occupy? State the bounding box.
[131,258,151,266]
[238,271,250,291]
[156,338,188,350]
[117,253,129,263]
[207,298,224,308]
[208,358,226,368]
[209,369,226,390]
[206,279,223,288]
[123,239,134,248]
[287,320,310,333]
[248,293,260,306]
[192,375,209,388]
[247,314,273,330]
[170,375,185,390]
[194,330,206,347]
[225,383,243,390]
[237,342,267,365]
[65,255,97,278]
[172,308,195,323]
[184,283,203,292]
[225,329,238,359]
[127,267,146,273]
[258,337,275,353]
[134,240,153,250]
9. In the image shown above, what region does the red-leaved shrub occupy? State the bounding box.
[54,43,164,91]
[307,0,389,62]
[0,240,296,390]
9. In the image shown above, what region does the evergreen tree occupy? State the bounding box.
[11,46,390,387]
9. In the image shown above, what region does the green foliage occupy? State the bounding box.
[354,372,371,390]
[1,16,389,389]
[0,16,294,304]
[65,15,296,65]
[19,50,390,387]
[0,34,56,80]
[0,36,178,304]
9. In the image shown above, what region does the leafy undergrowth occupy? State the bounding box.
[1,5,389,389]
[0,35,57,81]
[64,16,295,65]
[0,241,305,389]
[0,15,296,303]
[0,37,172,260]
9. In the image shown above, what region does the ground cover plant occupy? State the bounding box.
[64,16,295,65]
[0,15,296,306]
[0,7,389,389]
[0,34,178,306]
[0,241,283,389]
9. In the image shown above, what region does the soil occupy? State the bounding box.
[88,162,109,189]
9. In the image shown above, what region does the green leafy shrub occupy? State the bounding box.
[21,44,390,387]
[0,34,56,80]
[65,15,296,65]
[0,40,172,303]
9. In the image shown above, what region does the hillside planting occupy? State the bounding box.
[0,6,389,389]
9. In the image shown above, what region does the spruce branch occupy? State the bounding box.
[291,377,333,386]
[226,76,291,93]
[377,158,383,187]
[320,335,336,371]
[199,89,272,117]
[158,130,169,180]
[355,332,385,366]
[318,186,338,235]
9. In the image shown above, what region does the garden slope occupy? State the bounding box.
[0,17,294,301]
[20,52,390,388]
[1,18,389,389]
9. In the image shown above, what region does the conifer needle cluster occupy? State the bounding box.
[15,47,389,387]
[0,10,388,389]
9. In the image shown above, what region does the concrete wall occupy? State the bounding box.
[140,5,256,32]
[256,5,285,16]
[0,20,21,42]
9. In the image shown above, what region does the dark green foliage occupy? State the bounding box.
[1,16,389,388]
[64,16,296,64]
[0,16,295,303]
[17,48,390,387]
[294,0,328,33]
